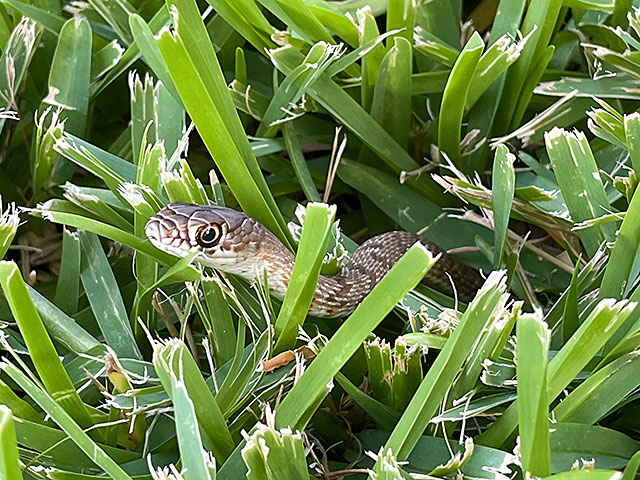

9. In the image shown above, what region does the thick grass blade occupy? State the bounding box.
[78,231,142,360]
[370,36,411,149]
[275,243,438,430]
[171,375,216,480]
[382,271,508,461]
[599,184,640,301]
[479,298,636,448]
[0,405,21,480]
[0,200,18,260]
[157,0,292,248]
[437,31,484,171]
[553,351,640,424]
[274,203,335,351]
[154,339,234,462]
[491,145,515,267]
[517,312,551,477]
[0,262,94,429]
[1,362,132,480]
[545,127,616,256]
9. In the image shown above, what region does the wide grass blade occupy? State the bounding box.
[0,262,94,428]
[78,231,142,360]
[0,405,21,480]
[1,362,132,480]
[156,0,292,248]
[545,127,616,256]
[517,312,551,477]
[437,31,483,170]
[383,271,508,461]
[274,203,335,351]
[275,243,438,430]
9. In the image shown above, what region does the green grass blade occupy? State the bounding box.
[545,127,616,256]
[479,298,636,448]
[491,145,515,267]
[274,203,335,351]
[370,36,412,149]
[1,362,132,480]
[383,271,508,461]
[275,243,438,430]
[0,405,21,480]
[78,231,142,360]
[437,31,484,170]
[157,0,292,248]
[517,312,551,477]
[282,121,321,202]
[0,200,18,260]
[154,339,234,462]
[599,184,640,301]
[0,262,94,429]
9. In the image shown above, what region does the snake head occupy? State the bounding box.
[145,202,261,264]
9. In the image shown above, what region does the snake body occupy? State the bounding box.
[145,202,484,318]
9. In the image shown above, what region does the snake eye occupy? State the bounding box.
[196,225,221,247]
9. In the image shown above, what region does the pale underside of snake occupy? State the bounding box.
[145,202,484,318]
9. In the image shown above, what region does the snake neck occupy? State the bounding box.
[266,231,483,318]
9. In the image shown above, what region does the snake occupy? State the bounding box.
[145,202,484,318]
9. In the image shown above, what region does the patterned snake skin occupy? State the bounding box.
[145,202,484,318]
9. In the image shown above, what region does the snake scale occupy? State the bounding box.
[145,202,484,318]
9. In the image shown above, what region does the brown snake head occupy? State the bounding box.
[145,202,293,281]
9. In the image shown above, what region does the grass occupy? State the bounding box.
[1,0,640,479]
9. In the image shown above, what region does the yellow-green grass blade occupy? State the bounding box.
[171,374,216,480]
[1,362,132,480]
[370,36,412,149]
[437,31,483,170]
[157,0,292,249]
[274,203,335,352]
[0,405,21,480]
[0,261,94,429]
[78,231,142,360]
[545,127,616,256]
[256,0,333,45]
[129,13,181,103]
[242,420,308,480]
[275,243,438,430]
[517,312,551,477]
[491,145,515,267]
[386,0,415,44]
[553,351,640,424]
[203,0,274,52]
[479,298,636,448]
[154,339,234,462]
[45,16,92,183]
[541,470,622,480]
[599,179,640,304]
[622,451,640,480]
[624,112,640,173]
[0,377,41,423]
[382,271,508,461]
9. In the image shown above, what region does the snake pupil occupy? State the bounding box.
[197,225,220,247]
